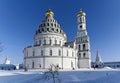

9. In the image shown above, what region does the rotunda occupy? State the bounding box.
[24,9,77,69]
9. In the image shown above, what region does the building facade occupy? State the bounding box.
[24,9,91,69]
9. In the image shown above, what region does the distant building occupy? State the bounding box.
[23,9,91,69]
[103,62,120,69]
[91,51,120,69]
[4,56,11,64]
[94,51,104,68]
[0,56,23,70]
[0,56,16,70]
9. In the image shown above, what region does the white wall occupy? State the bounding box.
[24,45,77,69]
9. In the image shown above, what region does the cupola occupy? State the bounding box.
[45,9,54,17]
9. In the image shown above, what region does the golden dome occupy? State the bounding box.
[45,9,54,17]
[77,9,86,17]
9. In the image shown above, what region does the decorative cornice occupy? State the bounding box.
[24,56,77,59]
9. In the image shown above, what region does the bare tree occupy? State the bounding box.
[43,64,61,83]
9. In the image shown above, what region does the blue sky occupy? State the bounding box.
[0,0,120,64]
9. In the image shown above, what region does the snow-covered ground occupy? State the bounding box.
[0,69,120,83]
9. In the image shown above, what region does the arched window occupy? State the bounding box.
[33,49,35,56]
[50,50,52,56]
[40,24,42,27]
[32,61,34,69]
[54,24,56,27]
[39,64,41,68]
[47,28,49,32]
[55,39,57,44]
[71,61,73,68]
[83,53,86,58]
[79,53,81,58]
[83,44,86,50]
[49,39,52,45]
[78,45,81,51]
[42,28,44,32]
[81,39,82,42]
[47,23,49,26]
[56,29,58,32]
[52,28,54,31]
[80,17,82,23]
[39,40,41,45]
[41,50,43,56]
[44,39,46,44]
[51,23,53,26]
[59,50,61,56]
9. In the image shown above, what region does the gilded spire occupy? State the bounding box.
[77,8,86,17]
[45,9,54,17]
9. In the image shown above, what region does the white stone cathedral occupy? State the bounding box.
[23,9,91,69]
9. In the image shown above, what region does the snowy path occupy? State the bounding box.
[0,70,120,83]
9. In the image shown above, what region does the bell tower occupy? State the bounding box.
[76,9,91,68]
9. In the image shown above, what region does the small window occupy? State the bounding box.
[71,61,73,68]
[52,28,54,31]
[41,50,43,56]
[54,24,56,27]
[80,25,82,28]
[67,50,68,56]
[38,29,40,33]
[60,30,61,33]
[79,53,81,58]
[56,29,58,32]
[83,53,86,58]
[50,50,52,56]
[49,39,52,45]
[59,50,61,56]
[39,40,41,45]
[51,23,53,26]
[55,39,57,44]
[81,39,82,42]
[80,17,82,22]
[42,28,44,32]
[47,28,49,31]
[39,64,41,68]
[47,23,49,26]
[33,50,35,56]
[78,45,81,51]
[32,61,34,69]
[83,44,86,50]
[44,39,46,44]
